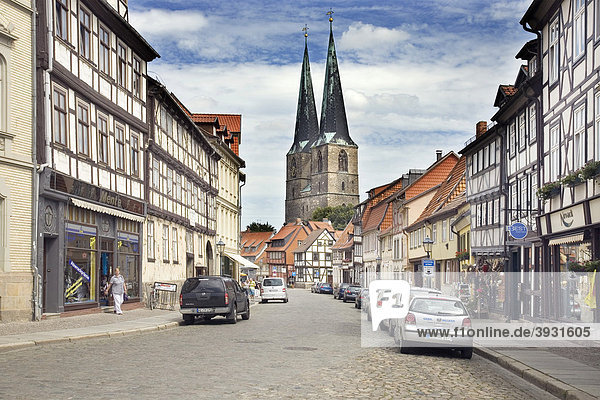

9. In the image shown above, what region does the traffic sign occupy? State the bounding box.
[422,259,435,277]
[423,259,435,267]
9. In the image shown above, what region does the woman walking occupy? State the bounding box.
[105,267,126,315]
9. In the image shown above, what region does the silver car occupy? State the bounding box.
[260,277,289,303]
[393,295,473,359]
[385,287,442,336]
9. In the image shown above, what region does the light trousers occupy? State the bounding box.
[113,293,123,314]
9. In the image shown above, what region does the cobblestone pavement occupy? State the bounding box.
[0,289,550,399]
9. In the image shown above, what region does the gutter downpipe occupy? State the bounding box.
[30,0,41,321]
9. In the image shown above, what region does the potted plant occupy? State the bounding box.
[580,160,600,180]
[537,181,561,200]
[568,261,586,272]
[561,170,584,187]
[583,260,600,272]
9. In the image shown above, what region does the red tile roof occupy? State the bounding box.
[500,85,517,96]
[410,155,466,228]
[405,153,459,200]
[191,113,242,156]
[363,201,390,232]
[241,231,274,257]
[332,221,354,250]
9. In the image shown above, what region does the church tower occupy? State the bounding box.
[285,13,359,223]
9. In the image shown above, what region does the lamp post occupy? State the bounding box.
[423,237,433,258]
[217,239,225,276]
[376,255,382,280]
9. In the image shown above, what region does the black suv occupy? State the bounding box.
[180,276,250,325]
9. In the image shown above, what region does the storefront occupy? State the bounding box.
[39,171,145,313]
[540,200,600,322]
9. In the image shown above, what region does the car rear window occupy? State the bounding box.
[349,286,360,292]
[263,278,284,286]
[322,283,331,288]
[410,298,467,316]
[182,278,224,293]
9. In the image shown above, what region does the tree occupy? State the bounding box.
[311,204,354,230]
[246,222,275,232]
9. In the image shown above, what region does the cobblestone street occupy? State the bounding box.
[0,289,550,399]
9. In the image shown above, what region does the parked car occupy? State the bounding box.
[343,285,361,303]
[393,294,473,359]
[179,276,250,325]
[386,287,442,336]
[311,282,322,293]
[356,288,369,309]
[334,283,350,300]
[261,277,288,303]
[319,283,333,294]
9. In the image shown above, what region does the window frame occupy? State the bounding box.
[550,124,560,181]
[55,0,69,41]
[147,220,155,260]
[133,57,142,98]
[518,112,526,151]
[79,7,91,60]
[549,16,560,84]
[76,102,90,156]
[162,224,169,262]
[574,0,586,60]
[573,104,586,170]
[117,42,127,88]
[509,121,516,158]
[529,104,537,144]
[115,123,125,171]
[99,25,110,75]
[53,86,68,146]
[130,133,139,177]
[172,227,178,263]
[97,113,109,164]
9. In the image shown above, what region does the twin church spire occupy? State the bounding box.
[288,12,356,156]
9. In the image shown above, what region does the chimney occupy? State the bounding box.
[436,150,442,161]
[476,121,487,138]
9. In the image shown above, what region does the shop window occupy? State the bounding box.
[117,228,140,298]
[65,223,97,305]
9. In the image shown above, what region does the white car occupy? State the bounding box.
[393,294,473,359]
[260,277,288,303]
[385,287,442,336]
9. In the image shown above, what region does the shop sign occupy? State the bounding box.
[51,172,144,215]
[154,282,177,292]
[507,222,528,240]
[549,204,585,234]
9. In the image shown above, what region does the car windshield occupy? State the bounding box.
[181,278,224,293]
[263,278,284,286]
[410,298,467,316]
[349,286,360,292]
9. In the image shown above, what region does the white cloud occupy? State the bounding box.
[130,9,209,36]
[338,22,410,62]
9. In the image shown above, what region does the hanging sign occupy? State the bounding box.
[507,222,528,240]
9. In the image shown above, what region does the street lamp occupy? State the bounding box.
[423,237,433,258]
[376,255,382,279]
[217,239,225,276]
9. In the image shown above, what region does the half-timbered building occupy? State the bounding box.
[35,0,158,313]
[145,78,219,292]
[332,221,355,284]
[521,0,600,322]
[294,228,336,285]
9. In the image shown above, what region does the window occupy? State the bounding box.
[118,43,127,87]
[521,177,529,217]
[176,174,182,202]
[313,252,319,261]
[518,113,526,150]
[325,253,332,261]
[529,104,537,144]
[167,168,173,197]
[442,220,448,242]
[477,149,482,171]
[186,231,193,254]
[53,88,67,145]
[98,115,109,164]
[528,56,537,76]
[55,0,68,41]
[163,225,169,262]
[147,221,155,260]
[574,0,585,59]
[549,17,560,83]
[511,183,517,222]
[509,122,516,157]
[152,158,160,190]
[338,150,348,171]
[77,103,89,155]
[133,57,141,98]
[115,124,125,171]
[317,151,323,172]
[432,223,437,243]
[573,105,585,170]
[550,124,560,180]
[197,234,202,257]
[99,26,110,74]
[489,141,496,165]
[79,8,91,59]
[449,218,455,241]
[172,227,178,262]
[131,134,139,177]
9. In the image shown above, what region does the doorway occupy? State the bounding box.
[100,238,114,306]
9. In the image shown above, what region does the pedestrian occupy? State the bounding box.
[105,267,126,315]
[249,278,256,300]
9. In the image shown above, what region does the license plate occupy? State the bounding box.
[197,308,213,313]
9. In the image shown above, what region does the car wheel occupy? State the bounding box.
[241,302,250,320]
[343,298,347,303]
[387,320,395,337]
[227,305,237,324]
[261,299,267,303]
[284,298,288,303]
[393,324,402,345]
[354,302,357,308]
[460,347,473,359]
[182,314,194,325]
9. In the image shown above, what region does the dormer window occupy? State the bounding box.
[528,56,537,77]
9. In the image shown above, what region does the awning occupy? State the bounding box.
[225,252,259,269]
[71,198,145,223]
[548,233,584,246]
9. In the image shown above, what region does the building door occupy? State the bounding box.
[100,239,114,306]
[186,255,194,278]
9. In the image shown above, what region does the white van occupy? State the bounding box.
[260,277,288,303]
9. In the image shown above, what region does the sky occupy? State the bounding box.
[129,0,534,230]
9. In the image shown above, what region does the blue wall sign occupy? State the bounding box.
[508,222,528,240]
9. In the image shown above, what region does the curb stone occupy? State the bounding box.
[474,347,597,400]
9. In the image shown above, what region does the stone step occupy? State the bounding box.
[41,313,60,320]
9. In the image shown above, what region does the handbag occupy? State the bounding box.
[123,293,129,301]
